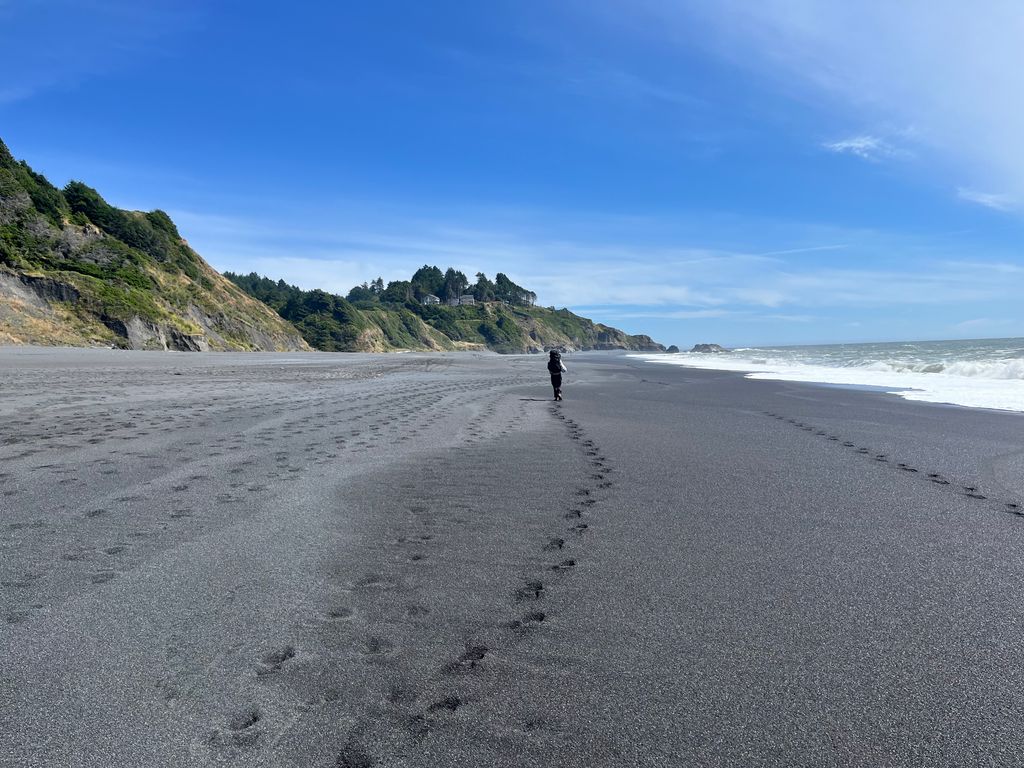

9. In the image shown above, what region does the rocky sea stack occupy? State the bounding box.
[689,343,728,353]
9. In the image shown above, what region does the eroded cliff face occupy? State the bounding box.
[0,139,309,351]
[0,267,309,351]
[508,309,665,354]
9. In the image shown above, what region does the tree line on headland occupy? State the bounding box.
[345,266,537,307]
[224,269,555,353]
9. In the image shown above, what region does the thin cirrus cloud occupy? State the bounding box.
[956,187,1018,212]
[0,0,200,104]
[171,208,1024,315]
[950,317,1015,333]
[623,0,1024,210]
[823,135,906,162]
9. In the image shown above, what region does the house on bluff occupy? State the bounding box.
[447,295,476,307]
[421,294,441,305]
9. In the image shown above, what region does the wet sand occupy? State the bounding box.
[3,348,1024,767]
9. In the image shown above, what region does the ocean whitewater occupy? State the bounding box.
[635,337,1024,413]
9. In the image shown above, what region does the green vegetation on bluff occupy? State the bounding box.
[226,270,664,354]
[346,266,536,307]
[0,138,306,350]
[0,136,660,353]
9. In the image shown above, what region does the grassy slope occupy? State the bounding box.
[226,272,664,354]
[0,139,307,350]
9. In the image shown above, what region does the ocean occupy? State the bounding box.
[633,337,1024,413]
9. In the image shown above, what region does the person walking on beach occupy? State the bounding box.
[547,350,567,400]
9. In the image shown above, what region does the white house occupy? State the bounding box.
[422,294,440,305]
[458,294,476,306]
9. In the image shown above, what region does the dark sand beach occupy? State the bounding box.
[3,348,1024,767]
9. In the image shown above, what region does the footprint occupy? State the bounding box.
[336,742,373,768]
[325,606,355,620]
[362,636,394,656]
[355,573,392,589]
[544,537,565,551]
[506,611,546,631]
[428,695,463,713]
[228,707,261,732]
[1,573,39,588]
[551,559,577,571]
[451,644,488,670]
[515,579,544,601]
[258,645,296,674]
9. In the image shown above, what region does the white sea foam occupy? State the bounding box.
[632,339,1024,412]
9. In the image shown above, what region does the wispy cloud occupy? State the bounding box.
[823,135,905,162]
[0,85,35,105]
[752,244,848,258]
[952,317,1012,332]
[582,308,737,320]
[0,1,200,105]
[956,187,1018,212]
[763,313,816,323]
[568,67,703,108]
[612,1,1024,211]
[586,308,817,323]
[172,207,1024,315]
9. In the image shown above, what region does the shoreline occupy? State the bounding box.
[629,350,1024,414]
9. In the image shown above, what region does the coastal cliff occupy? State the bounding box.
[0,137,663,354]
[226,271,666,354]
[0,139,308,350]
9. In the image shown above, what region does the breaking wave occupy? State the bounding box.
[632,338,1024,412]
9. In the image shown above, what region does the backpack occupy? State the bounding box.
[547,355,562,374]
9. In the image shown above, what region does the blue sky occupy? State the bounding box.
[2,0,1023,347]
